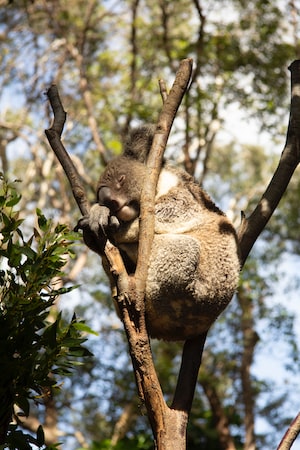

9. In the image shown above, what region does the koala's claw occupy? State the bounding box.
[108,215,120,232]
[74,216,89,232]
[99,215,120,236]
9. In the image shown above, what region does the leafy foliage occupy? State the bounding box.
[0,175,92,449]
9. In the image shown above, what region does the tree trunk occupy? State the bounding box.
[154,409,188,450]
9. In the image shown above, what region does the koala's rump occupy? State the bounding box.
[145,233,239,341]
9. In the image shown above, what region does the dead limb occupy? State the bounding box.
[238,60,300,266]
[45,86,89,217]
[45,85,128,298]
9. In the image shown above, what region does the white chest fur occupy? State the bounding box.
[155,168,179,199]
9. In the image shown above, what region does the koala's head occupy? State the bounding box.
[97,157,148,221]
[97,124,155,222]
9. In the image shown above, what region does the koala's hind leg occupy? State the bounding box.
[145,234,206,340]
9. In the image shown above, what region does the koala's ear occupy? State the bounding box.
[123,124,156,163]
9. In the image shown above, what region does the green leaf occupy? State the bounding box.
[36,425,45,446]
[72,322,99,336]
[15,396,30,417]
[37,210,49,231]
[43,320,58,349]
[0,195,5,207]
[6,193,21,207]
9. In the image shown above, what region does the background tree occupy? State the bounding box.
[0,0,300,449]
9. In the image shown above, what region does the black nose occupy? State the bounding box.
[98,187,120,212]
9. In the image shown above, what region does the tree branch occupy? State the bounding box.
[135,58,193,296]
[171,333,207,414]
[238,60,300,266]
[45,59,194,450]
[277,411,300,450]
[45,85,129,302]
[122,60,194,407]
[120,59,194,447]
[45,85,89,217]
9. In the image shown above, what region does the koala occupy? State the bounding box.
[77,124,240,341]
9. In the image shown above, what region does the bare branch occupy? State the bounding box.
[277,411,300,450]
[45,85,89,216]
[238,60,300,266]
[45,85,129,300]
[45,59,197,449]
[135,58,193,297]
[126,58,193,447]
[171,333,207,413]
[159,78,168,103]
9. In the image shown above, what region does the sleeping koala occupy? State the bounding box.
[77,124,240,341]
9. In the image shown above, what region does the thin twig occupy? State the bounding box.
[159,79,168,103]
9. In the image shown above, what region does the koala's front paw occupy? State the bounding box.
[75,204,120,236]
[75,204,120,254]
[89,204,110,235]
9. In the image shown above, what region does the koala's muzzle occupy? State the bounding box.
[98,187,120,212]
[98,187,139,222]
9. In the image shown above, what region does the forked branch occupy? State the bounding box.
[45,59,195,450]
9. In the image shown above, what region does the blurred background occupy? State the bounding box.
[0,1,300,449]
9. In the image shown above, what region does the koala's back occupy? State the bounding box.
[144,166,240,340]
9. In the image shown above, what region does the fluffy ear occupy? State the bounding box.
[123,124,156,163]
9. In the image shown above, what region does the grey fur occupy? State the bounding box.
[78,125,240,340]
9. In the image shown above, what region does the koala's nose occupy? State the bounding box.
[98,187,120,212]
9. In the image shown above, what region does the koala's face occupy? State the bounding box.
[97,156,147,222]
